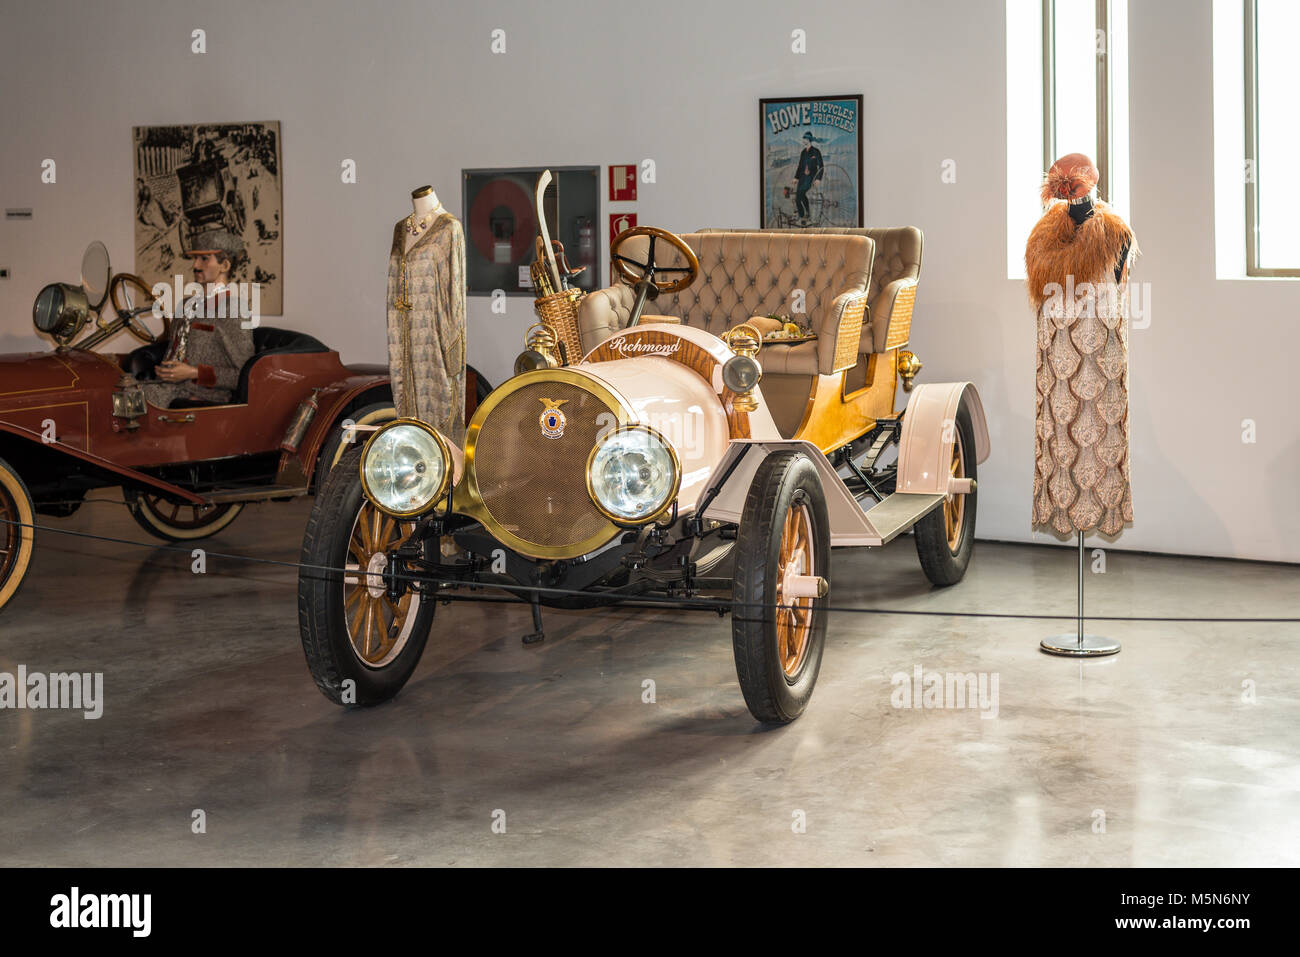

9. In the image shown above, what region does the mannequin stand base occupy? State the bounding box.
[1040,634,1121,657]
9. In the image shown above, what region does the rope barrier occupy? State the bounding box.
[3,515,1296,624]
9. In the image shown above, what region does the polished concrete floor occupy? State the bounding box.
[1,492,1297,867]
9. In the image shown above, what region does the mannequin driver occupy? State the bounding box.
[156,250,232,383]
[141,227,256,408]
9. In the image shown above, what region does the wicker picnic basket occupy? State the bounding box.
[530,255,585,364]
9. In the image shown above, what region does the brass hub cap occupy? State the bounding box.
[343,503,419,667]
[365,551,388,598]
[775,500,816,677]
[945,431,965,551]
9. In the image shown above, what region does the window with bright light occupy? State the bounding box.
[1006,0,1129,279]
[1044,0,1127,209]
[1247,0,1300,275]
[1048,1,1098,173]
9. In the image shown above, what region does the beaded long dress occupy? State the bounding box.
[1026,201,1136,537]
[385,212,467,444]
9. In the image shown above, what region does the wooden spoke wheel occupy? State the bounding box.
[128,491,243,542]
[342,504,422,667]
[914,398,978,586]
[732,450,830,725]
[775,501,816,677]
[945,430,966,551]
[298,446,435,707]
[0,457,36,611]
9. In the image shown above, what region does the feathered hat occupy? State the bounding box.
[1041,152,1098,205]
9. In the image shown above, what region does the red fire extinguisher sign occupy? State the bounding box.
[610,213,637,244]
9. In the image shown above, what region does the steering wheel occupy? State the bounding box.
[611,226,700,295]
[108,272,170,344]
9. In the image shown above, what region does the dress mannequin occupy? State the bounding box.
[1026,153,1138,537]
[386,185,467,443]
[404,185,444,254]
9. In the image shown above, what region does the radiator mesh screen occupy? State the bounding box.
[473,380,615,550]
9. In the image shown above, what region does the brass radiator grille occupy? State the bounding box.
[472,379,615,550]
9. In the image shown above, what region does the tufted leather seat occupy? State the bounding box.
[579,231,873,376]
[699,227,923,354]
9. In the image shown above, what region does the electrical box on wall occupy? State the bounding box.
[462,166,600,295]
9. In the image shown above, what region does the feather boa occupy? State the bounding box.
[1025,201,1137,310]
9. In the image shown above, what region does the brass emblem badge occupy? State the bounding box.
[538,397,568,439]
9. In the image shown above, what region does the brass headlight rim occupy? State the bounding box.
[585,423,683,528]
[358,417,453,519]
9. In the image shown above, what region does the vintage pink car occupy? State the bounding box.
[298,224,989,725]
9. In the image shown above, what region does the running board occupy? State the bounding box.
[699,439,941,548]
[203,484,309,504]
[863,492,945,545]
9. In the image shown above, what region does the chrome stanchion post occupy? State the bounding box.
[1077,531,1084,646]
[1040,531,1121,657]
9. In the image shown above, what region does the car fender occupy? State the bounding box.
[696,439,887,547]
[896,382,990,496]
[0,421,207,505]
[295,377,394,471]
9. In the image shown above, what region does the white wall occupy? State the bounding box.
[1,0,1296,563]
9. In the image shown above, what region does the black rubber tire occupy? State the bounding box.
[297,446,435,707]
[311,399,395,494]
[913,398,978,586]
[126,491,243,542]
[0,456,36,611]
[731,451,830,725]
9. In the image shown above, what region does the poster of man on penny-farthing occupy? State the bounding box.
[760,95,863,229]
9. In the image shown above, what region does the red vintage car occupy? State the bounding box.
[0,242,486,610]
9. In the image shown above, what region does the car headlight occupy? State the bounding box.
[359,419,452,517]
[586,424,681,525]
[33,282,90,345]
[721,354,761,393]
